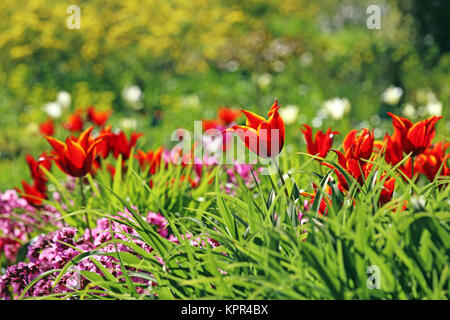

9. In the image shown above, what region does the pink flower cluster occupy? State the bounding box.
[0,190,61,262]
[170,231,220,249]
[0,207,170,299]
[1,187,224,300]
[225,163,262,195]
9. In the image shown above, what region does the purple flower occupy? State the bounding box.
[1,202,222,299]
[0,189,61,262]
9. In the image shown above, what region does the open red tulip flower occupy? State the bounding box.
[300,184,334,217]
[135,147,164,174]
[17,180,47,207]
[45,127,108,178]
[379,133,404,166]
[63,111,84,132]
[17,153,54,207]
[226,100,285,159]
[111,131,143,160]
[416,142,450,182]
[148,147,163,175]
[87,106,112,127]
[218,107,241,126]
[39,119,55,136]
[360,160,396,206]
[388,112,442,156]
[94,126,113,159]
[323,129,374,191]
[95,128,143,161]
[342,128,374,163]
[202,119,222,132]
[375,132,443,182]
[377,172,396,206]
[374,134,411,180]
[25,152,52,187]
[301,124,339,159]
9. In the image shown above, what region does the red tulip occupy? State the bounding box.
[416,142,450,182]
[95,127,143,161]
[361,161,396,206]
[25,152,52,188]
[63,111,84,132]
[135,147,164,174]
[218,107,241,125]
[300,184,333,217]
[17,180,47,206]
[111,131,143,160]
[39,119,55,136]
[95,126,113,159]
[87,106,112,127]
[226,100,285,158]
[322,129,374,191]
[388,112,442,156]
[20,153,53,207]
[373,133,420,182]
[301,124,339,159]
[382,133,403,166]
[168,174,198,189]
[323,155,363,191]
[148,147,164,175]
[202,119,222,132]
[342,128,374,162]
[45,127,107,177]
[106,163,116,179]
[135,150,150,170]
[378,174,396,206]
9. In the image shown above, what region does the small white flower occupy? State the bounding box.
[322,97,351,120]
[417,106,427,117]
[279,105,299,124]
[312,117,323,128]
[426,101,442,116]
[256,73,272,89]
[382,85,403,105]
[299,52,313,66]
[225,60,239,72]
[44,102,62,118]
[123,85,142,104]
[402,103,416,118]
[416,89,437,105]
[374,128,383,139]
[120,118,137,130]
[272,60,285,72]
[56,91,71,109]
[181,94,200,109]
[370,115,381,125]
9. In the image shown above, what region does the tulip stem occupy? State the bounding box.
[318,162,323,176]
[273,158,290,199]
[79,177,92,240]
[410,155,415,194]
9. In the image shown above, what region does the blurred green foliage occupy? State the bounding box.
[0,0,449,189]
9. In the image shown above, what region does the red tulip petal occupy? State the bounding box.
[45,136,66,157]
[66,139,87,169]
[78,126,94,150]
[343,130,358,153]
[240,109,266,130]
